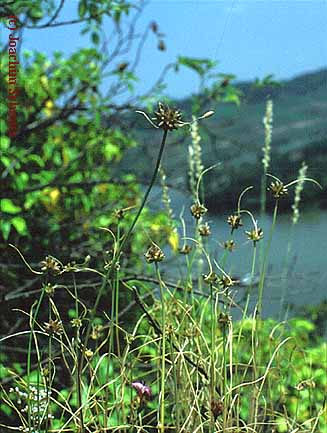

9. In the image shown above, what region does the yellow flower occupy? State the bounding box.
[168,229,179,252]
[44,100,54,117]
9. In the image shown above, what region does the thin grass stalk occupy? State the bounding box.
[79,129,169,399]
[72,274,84,432]
[156,262,166,433]
[210,282,216,431]
[27,287,46,432]
[170,338,181,432]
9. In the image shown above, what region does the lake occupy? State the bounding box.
[150,186,327,321]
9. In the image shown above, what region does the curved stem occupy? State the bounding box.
[95,129,168,317]
[79,129,169,400]
[119,129,168,255]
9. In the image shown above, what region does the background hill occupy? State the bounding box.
[124,68,327,213]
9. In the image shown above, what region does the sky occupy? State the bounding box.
[2,0,327,99]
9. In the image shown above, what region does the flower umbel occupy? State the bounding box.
[44,319,63,336]
[203,272,218,285]
[218,275,235,289]
[198,222,211,237]
[154,102,183,130]
[179,244,192,255]
[211,399,224,420]
[136,102,214,131]
[223,239,236,252]
[268,180,288,199]
[227,214,243,234]
[190,202,207,220]
[246,227,264,245]
[40,255,62,274]
[144,243,165,263]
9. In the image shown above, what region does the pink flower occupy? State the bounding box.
[131,381,152,400]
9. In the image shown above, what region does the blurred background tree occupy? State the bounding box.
[0,0,242,322]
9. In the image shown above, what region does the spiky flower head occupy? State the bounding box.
[40,255,62,274]
[246,227,264,245]
[218,275,235,289]
[144,243,165,263]
[218,312,232,326]
[153,102,183,130]
[43,282,56,297]
[211,399,224,420]
[190,202,207,220]
[268,180,288,199]
[136,103,214,131]
[71,318,82,328]
[44,319,63,336]
[198,222,211,237]
[203,272,218,285]
[178,244,192,255]
[223,239,236,252]
[227,214,243,234]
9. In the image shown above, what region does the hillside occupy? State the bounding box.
[124,68,327,212]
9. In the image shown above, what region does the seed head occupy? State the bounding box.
[158,40,166,51]
[114,208,125,220]
[203,272,218,285]
[218,312,232,326]
[218,275,235,289]
[190,202,207,220]
[211,399,224,420]
[268,180,288,199]
[246,227,264,245]
[44,319,63,336]
[227,214,243,234]
[91,324,103,340]
[223,240,236,252]
[40,255,62,274]
[43,283,56,297]
[198,222,211,237]
[84,348,94,359]
[71,318,82,328]
[153,102,183,130]
[178,244,192,255]
[144,243,165,263]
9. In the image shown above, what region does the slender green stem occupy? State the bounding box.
[79,129,169,387]
[72,274,84,432]
[210,283,215,431]
[27,287,46,432]
[170,338,180,433]
[156,263,166,433]
[222,323,227,427]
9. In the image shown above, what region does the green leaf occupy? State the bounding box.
[0,135,10,151]
[1,199,21,214]
[78,0,87,18]
[177,56,216,76]
[91,32,100,45]
[11,216,27,235]
[1,221,11,240]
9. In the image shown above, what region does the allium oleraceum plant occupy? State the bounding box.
[1,101,325,433]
